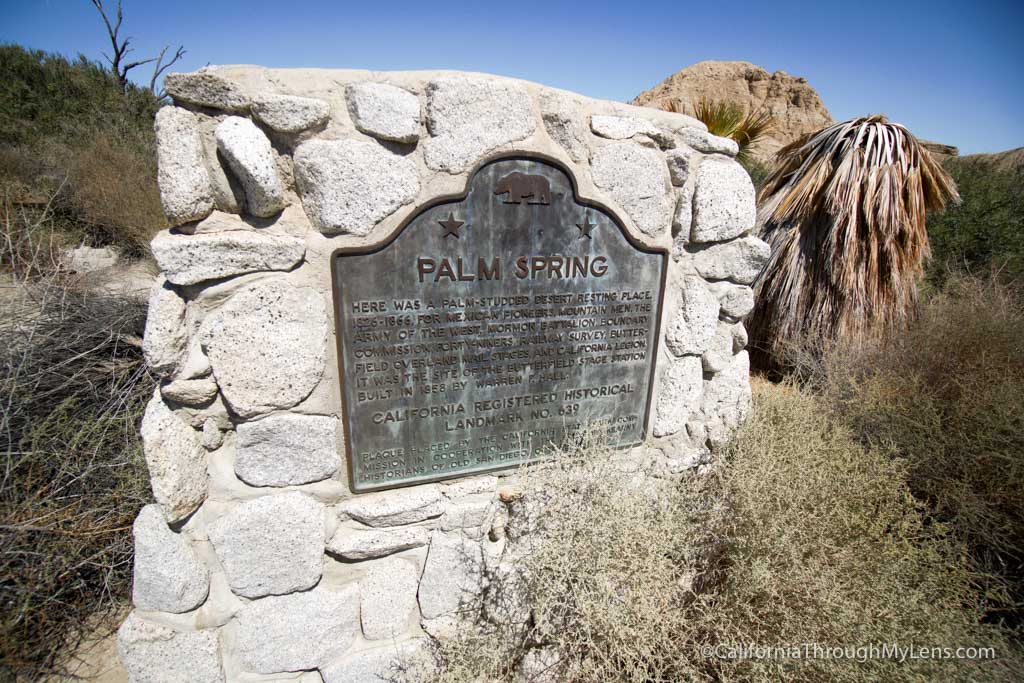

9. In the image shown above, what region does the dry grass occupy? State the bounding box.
[749,115,959,369]
[0,209,153,679]
[432,385,1018,682]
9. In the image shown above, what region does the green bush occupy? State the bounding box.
[433,386,1016,682]
[926,157,1024,282]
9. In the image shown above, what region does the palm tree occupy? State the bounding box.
[661,97,773,164]
[747,115,959,368]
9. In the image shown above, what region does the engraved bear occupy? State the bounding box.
[494,172,553,205]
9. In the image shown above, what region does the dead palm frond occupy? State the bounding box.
[748,114,959,368]
[662,97,774,163]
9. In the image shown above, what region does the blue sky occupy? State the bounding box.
[2,0,1021,155]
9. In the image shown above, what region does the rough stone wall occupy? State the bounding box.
[121,65,768,682]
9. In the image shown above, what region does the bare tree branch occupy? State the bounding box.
[90,0,185,97]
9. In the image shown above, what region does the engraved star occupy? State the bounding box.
[576,216,596,239]
[439,212,464,239]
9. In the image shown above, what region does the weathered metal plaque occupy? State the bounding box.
[332,156,667,492]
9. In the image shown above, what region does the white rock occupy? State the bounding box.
[701,350,752,447]
[665,148,696,187]
[338,485,444,527]
[732,322,749,352]
[117,613,224,683]
[234,585,359,674]
[653,355,703,438]
[293,138,419,236]
[423,76,535,173]
[140,392,206,522]
[202,417,224,450]
[215,117,288,217]
[165,70,250,112]
[439,475,498,498]
[590,143,673,237]
[251,93,330,133]
[321,639,436,683]
[439,493,498,539]
[702,322,738,373]
[327,524,431,561]
[517,646,562,683]
[707,281,756,319]
[207,492,325,599]
[347,82,421,143]
[590,115,672,147]
[677,127,739,156]
[131,505,209,613]
[154,106,214,226]
[538,89,587,162]
[151,229,305,286]
[672,190,693,250]
[665,276,719,356]
[161,377,218,406]
[360,557,419,640]
[201,279,327,418]
[692,236,771,284]
[417,530,484,619]
[235,413,339,487]
[143,278,187,378]
[65,245,118,273]
[691,157,756,243]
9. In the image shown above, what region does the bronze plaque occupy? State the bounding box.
[332,156,667,492]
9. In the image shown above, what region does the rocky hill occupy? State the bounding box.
[632,61,833,163]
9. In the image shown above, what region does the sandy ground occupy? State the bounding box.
[51,630,127,683]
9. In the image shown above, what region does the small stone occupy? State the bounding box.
[418,530,484,619]
[327,524,431,561]
[234,585,359,674]
[692,236,771,285]
[423,76,535,173]
[701,351,752,447]
[665,276,719,356]
[201,417,224,450]
[215,117,288,217]
[707,281,756,319]
[165,70,250,112]
[590,143,673,237]
[439,493,498,539]
[143,277,187,378]
[538,89,587,162]
[251,93,330,133]
[235,413,339,486]
[517,646,562,683]
[201,279,327,419]
[65,245,118,273]
[151,229,305,286]
[321,639,436,683]
[672,190,693,248]
[360,557,419,640]
[702,322,738,373]
[154,106,214,226]
[131,505,210,613]
[677,127,739,156]
[347,82,421,143]
[590,115,673,148]
[665,148,696,186]
[161,377,218,406]
[294,138,419,236]
[691,157,756,243]
[653,355,703,438]
[140,391,206,522]
[339,484,444,527]
[207,492,325,599]
[117,613,224,683]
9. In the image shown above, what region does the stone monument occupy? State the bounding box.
[120,65,767,682]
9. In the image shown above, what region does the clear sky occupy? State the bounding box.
[2,0,1021,155]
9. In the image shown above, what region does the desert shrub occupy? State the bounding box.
[434,387,1015,682]
[0,220,152,678]
[0,44,165,257]
[927,158,1024,282]
[800,273,1024,629]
